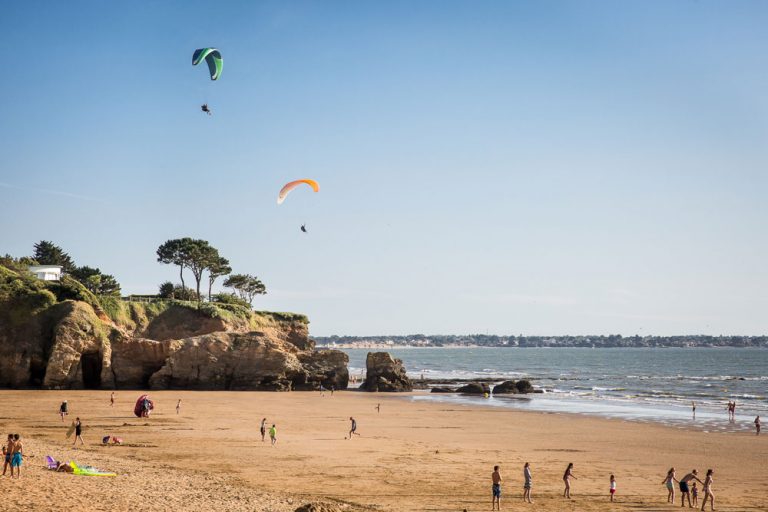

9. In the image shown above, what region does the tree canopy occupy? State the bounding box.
[223,273,267,307]
[69,266,121,296]
[32,241,75,272]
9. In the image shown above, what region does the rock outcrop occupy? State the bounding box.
[360,352,412,392]
[429,387,455,393]
[492,379,534,394]
[456,382,490,395]
[0,264,348,390]
[148,332,348,391]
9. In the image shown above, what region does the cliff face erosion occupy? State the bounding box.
[0,265,348,391]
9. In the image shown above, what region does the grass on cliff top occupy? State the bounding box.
[1,264,309,330]
[253,311,309,324]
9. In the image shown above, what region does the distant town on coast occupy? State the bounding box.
[316,334,768,349]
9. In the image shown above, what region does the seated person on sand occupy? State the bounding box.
[56,462,74,473]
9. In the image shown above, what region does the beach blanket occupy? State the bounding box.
[70,462,117,477]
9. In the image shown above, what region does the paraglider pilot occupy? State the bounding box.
[201,104,212,115]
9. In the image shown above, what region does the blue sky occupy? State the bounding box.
[1,1,766,336]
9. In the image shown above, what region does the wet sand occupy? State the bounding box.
[0,389,765,511]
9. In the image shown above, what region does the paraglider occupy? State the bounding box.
[192,48,223,80]
[277,179,319,205]
[201,104,212,115]
[301,224,307,233]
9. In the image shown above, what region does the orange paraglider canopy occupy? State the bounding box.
[277,179,319,204]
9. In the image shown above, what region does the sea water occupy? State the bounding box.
[342,347,767,432]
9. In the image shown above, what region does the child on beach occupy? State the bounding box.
[691,482,698,506]
[491,465,502,510]
[2,434,12,476]
[609,474,616,501]
[269,424,277,446]
[10,434,22,479]
[348,417,360,439]
[73,417,84,446]
[523,462,532,503]
[662,467,678,503]
[563,463,577,499]
[700,469,715,511]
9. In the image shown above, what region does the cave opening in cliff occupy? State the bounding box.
[80,353,102,389]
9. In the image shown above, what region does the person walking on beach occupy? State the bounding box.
[679,469,703,508]
[563,463,577,499]
[73,417,84,446]
[348,417,360,439]
[2,434,12,476]
[59,400,68,422]
[375,403,380,413]
[9,434,22,479]
[692,401,696,419]
[609,474,616,502]
[755,415,761,435]
[700,469,715,511]
[523,462,532,503]
[176,399,181,415]
[110,392,115,407]
[662,467,678,503]
[260,418,267,442]
[491,465,502,510]
[269,424,277,446]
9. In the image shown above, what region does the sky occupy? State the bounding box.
[1,1,767,336]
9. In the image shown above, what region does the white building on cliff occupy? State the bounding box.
[28,265,63,281]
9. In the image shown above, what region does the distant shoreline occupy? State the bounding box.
[318,343,768,349]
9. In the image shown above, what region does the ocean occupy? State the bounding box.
[341,347,767,433]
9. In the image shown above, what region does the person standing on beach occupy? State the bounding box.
[260,418,267,442]
[609,474,616,502]
[59,400,68,422]
[2,434,12,476]
[755,415,761,435]
[700,469,715,511]
[110,392,115,407]
[73,417,84,446]
[348,417,360,439]
[523,462,532,503]
[375,403,380,413]
[563,463,577,499]
[491,465,502,510]
[692,401,696,419]
[662,467,678,503]
[269,424,277,446]
[9,434,22,479]
[176,399,181,415]
[691,482,699,507]
[679,469,703,507]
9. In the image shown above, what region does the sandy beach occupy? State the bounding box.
[0,390,765,511]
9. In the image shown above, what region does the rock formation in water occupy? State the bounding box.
[456,382,491,395]
[360,351,412,392]
[491,379,535,394]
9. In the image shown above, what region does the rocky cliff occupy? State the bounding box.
[0,265,348,390]
[360,352,412,392]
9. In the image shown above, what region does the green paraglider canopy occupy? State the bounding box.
[192,48,223,80]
